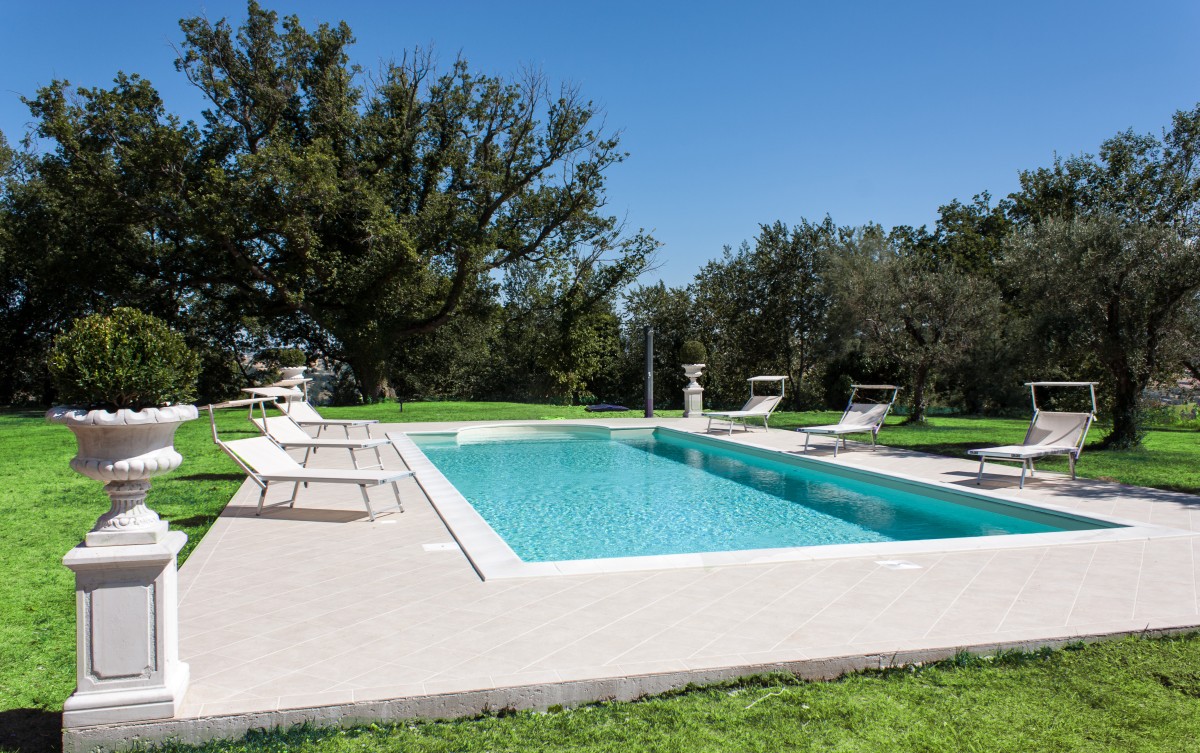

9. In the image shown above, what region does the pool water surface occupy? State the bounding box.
[411,429,1108,563]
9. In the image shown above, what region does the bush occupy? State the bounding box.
[48,308,200,411]
[679,340,707,364]
[255,347,306,368]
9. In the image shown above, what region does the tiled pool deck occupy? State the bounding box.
[67,418,1200,750]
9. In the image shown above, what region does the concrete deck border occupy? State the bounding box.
[64,623,1200,752]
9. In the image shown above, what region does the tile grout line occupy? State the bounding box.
[919,549,1001,640]
[1060,544,1101,627]
[992,547,1051,633]
[761,562,890,654]
[841,554,951,646]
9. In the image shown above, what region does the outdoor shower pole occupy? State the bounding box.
[644,325,654,418]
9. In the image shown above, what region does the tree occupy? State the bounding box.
[1005,215,1200,448]
[690,219,836,409]
[496,237,653,404]
[618,282,699,408]
[1010,104,1200,231]
[836,226,1003,423]
[18,2,653,401]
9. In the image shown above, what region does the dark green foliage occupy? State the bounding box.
[679,340,707,364]
[266,347,309,369]
[47,308,200,410]
[692,219,836,410]
[1005,216,1200,448]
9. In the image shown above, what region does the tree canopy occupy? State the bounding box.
[9,1,654,400]
[1,2,1197,449]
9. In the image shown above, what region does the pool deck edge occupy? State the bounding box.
[63,620,1200,753]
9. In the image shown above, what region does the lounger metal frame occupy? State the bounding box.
[798,384,900,456]
[705,376,788,434]
[969,382,1097,489]
[207,400,410,520]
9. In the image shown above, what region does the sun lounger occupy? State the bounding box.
[968,382,1097,489]
[705,376,787,434]
[249,412,393,470]
[207,401,411,520]
[797,384,899,457]
[277,399,379,438]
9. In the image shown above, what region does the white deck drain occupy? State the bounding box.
[423,542,460,552]
[875,560,922,570]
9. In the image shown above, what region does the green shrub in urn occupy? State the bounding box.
[48,308,200,411]
[277,347,306,368]
[679,340,707,365]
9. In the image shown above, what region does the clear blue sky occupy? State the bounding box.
[2,1,1197,286]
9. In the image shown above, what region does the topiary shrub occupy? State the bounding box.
[255,347,307,368]
[48,308,201,411]
[276,347,306,368]
[679,340,707,364]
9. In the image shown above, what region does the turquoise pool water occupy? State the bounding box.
[412,429,1106,562]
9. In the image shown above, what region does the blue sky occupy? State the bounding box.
[2,1,1197,286]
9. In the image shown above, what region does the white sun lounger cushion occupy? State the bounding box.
[280,401,378,427]
[224,437,412,484]
[799,403,889,435]
[705,395,781,418]
[966,444,1078,459]
[968,412,1091,459]
[251,416,390,448]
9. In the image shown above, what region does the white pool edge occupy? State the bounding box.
[387,425,1193,580]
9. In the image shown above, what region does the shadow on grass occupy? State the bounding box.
[168,514,220,528]
[0,708,61,753]
[175,473,244,482]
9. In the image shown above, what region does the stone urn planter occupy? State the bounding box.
[47,404,198,546]
[45,308,202,726]
[682,363,706,418]
[280,365,307,380]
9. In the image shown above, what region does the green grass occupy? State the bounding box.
[1,401,1198,752]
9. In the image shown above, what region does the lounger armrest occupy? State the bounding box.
[257,469,414,485]
[291,418,380,427]
[273,437,392,450]
[967,445,1078,459]
[797,423,876,435]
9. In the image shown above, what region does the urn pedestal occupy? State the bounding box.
[47,405,197,726]
[682,364,706,417]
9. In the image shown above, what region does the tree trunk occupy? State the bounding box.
[347,357,391,404]
[1103,369,1145,449]
[904,364,929,424]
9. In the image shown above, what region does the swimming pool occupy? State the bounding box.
[408,425,1114,567]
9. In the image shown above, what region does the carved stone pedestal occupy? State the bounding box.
[61,531,189,727]
[682,364,706,418]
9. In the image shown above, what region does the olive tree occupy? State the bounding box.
[835,227,1003,423]
[1005,216,1200,448]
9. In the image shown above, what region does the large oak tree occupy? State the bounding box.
[19,2,653,399]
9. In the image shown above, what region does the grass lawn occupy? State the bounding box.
[1,401,1197,752]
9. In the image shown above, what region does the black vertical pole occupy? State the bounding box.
[644,325,654,418]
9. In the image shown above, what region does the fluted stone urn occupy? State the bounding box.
[280,365,307,380]
[46,404,198,547]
